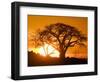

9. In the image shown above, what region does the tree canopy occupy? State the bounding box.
[31,23,87,61]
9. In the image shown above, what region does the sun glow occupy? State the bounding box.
[31,43,60,57]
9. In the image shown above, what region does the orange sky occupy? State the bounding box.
[28,15,88,58]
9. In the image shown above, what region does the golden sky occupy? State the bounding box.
[28,15,88,58]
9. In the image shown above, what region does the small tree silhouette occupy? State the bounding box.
[31,23,87,62]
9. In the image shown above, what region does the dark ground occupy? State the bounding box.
[28,51,88,66]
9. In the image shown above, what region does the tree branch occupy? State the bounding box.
[62,34,69,44]
[69,39,79,47]
[47,30,61,44]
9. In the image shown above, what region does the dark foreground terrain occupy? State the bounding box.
[28,51,87,66]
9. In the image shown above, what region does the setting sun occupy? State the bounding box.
[29,43,60,57]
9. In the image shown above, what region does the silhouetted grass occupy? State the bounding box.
[28,51,87,66]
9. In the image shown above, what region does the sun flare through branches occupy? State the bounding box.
[29,43,60,58]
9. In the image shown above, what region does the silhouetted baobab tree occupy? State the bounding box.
[32,23,87,62]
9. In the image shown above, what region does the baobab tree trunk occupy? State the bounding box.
[60,52,65,63]
[59,46,66,64]
[59,45,68,64]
